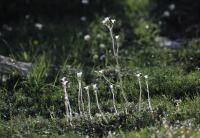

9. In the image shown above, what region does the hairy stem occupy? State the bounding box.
[145,78,152,111]
[86,88,92,119]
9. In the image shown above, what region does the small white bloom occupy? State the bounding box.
[92,84,97,90]
[144,75,148,79]
[109,84,113,89]
[84,34,91,41]
[169,4,175,11]
[61,77,68,86]
[163,11,170,17]
[111,19,116,24]
[145,25,149,29]
[102,17,110,25]
[136,73,142,78]
[93,54,98,59]
[35,23,43,30]
[115,35,120,40]
[61,77,66,82]
[77,72,82,78]
[81,0,89,4]
[84,86,89,90]
[100,43,105,48]
[98,70,104,74]
[80,16,87,21]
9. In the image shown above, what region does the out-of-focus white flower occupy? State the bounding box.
[100,43,105,48]
[163,11,170,17]
[93,54,98,59]
[144,75,148,79]
[92,84,97,90]
[77,72,82,78]
[81,0,89,4]
[2,24,13,31]
[84,34,91,41]
[35,23,43,30]
[169,4,175,11]
[80,16,87,21]
[25,14,30,19]
[97,34,101,39]
[145,25,149,29]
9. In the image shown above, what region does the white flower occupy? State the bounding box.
[169,4,175,11]
[163,11,170,17]
[84,86,89,90]
[111,19,116,24]
[35,23,43,30]
[84,34,91,41]
[144,75,148,79]
[115,35,119,40]
[81,0,89,4]
[92,84,97,90]
[100,43,105,48]
[109,84,113,89]
[61,77,68,85]
[77,72,82,78]
[136,73,142,78]
[81,16,87,21]
[145,25,149,29]
[102,17,116,28]
[98,70,104,74]
[61,77,66,82]
[102,17,110,25]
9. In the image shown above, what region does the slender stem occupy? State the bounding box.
[86,88,92,119]
[80,81,85,115]
[109,28,117,58]
[94,89,108,123]
[138,77,142,111]
[109,27,128,114]
[110,87,118,114]
[145,79,152,111]
[63,85,70,123]
[78,80,82,116]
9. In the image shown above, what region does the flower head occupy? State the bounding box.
[102,17,110,25]
[77,72,82,79]
[102,17,116,29]
[92,84,97,90]
[99,70,104,74]
[109,84,113,89]
[169,4,175,11]
[115,35,120,40]
[61,77,68,86]
[144,75,148,79]
[136,73,142,78]
[84,86,89,90]
[84,34,91,41]
[35,23,43,30]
